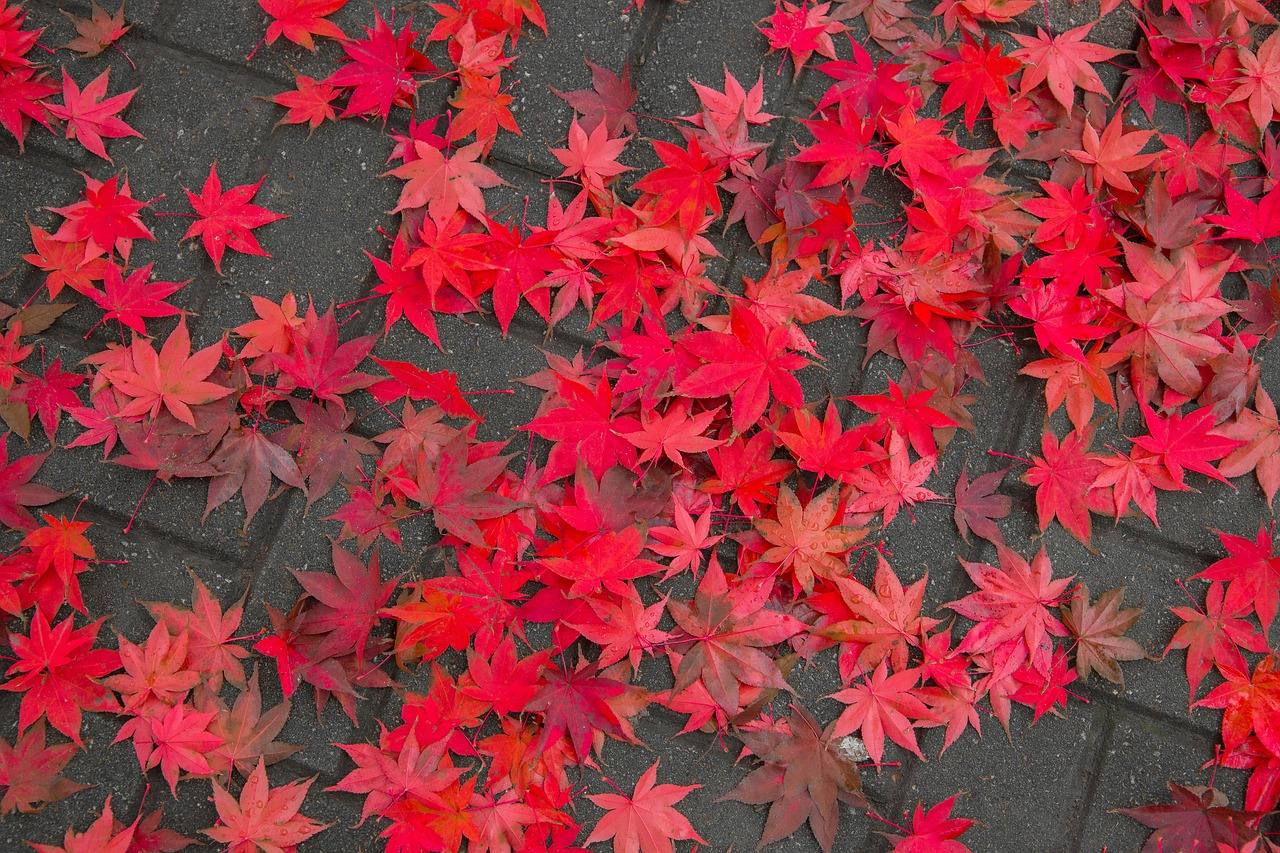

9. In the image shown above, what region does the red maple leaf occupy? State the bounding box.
[290,540,397,662]
[410,435,516,547]
[104,317,233,427]
[1193,526,1280,635]
[267,73,340,133]
[947,545,1072,678]
[181,163,288,274]
[45,68,141,162]
[552,59,637,137]
[48,172,154,263]
[0,440,64,531]
[758,0,842,80]
[526,656,627,760]
[829,660,931,766]
[1010,22,1122,110]
[23,224,109,299]
[876,795,976,853]
[1118,782,1266,853]
[258,0,347,50]
[204,424,307,524]
[676,305,807,434]
[87,262,187,336]
[204,759,328,851]
[720,702,866,852]
[273,304,378,406]
[667,558,805,715]
[0,720,88,814]
[932,34,1022,130]
[1,612,120,746]
[327,9,435,119]
[1022,426,1105,546]
[1167,581,1269,702]
[59,2,131,58]
[585,760,705,853]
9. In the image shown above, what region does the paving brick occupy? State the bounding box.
[896,703,1106,853]
[491,0,642,176]
[1078,710,1244,853]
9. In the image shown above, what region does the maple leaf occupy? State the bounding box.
[553,116,630,193]
[1167,581,1268,703]
[1226,29,1280,131]
[947,545,1072,679]
[667,558,805,715]
[1117,782,1265,853]
[1195,655,1280,755]
[45,69,142,162]
[676,305,807,434]
[206,668,302,783]
[1132,403,1243,489]
[877,795,976,853]
[759,0,842,80]
[142,702,222,795]
[204,759,328,852]
[387,140,504,220]
[204,425,307,524]
[88,262,188,336]
[28,796,136,853]
[11,356,85,442]
[829,660,930,767]
[144,574,250,691]
[585,760,705,853]
[327,9,435,120]
[105,317,233,427]
[1065,112,1159,194]
[552,59,637,137]
[448,70,520,152]
[0,440,64,531]
[633,137,724,241]
[1216,386,1280,508]
[410,434,517,547]
[526,656,627,760]
[23,224,109,299]
[259,0,347,50]
[273,305,378,406]
[952,466,1009,545]
[48,172,154,263]
[0,720,88,814]
[181,163,288,275]
[1,612,120,746]
[1011,23,1122,110]
[721,702,866,852]
[1193,526,1280,635]
[104,622,199,715]
[1061,583,1145,685]
[1022,427,1104,546]
[1205,183,1280,245]
[290,540,397,662]
[328,726,466,827]
[0,66,60,151]
[266,74,340,134]
[756,483,866,593]
[932,34,1021,130]
[60,2,130,57]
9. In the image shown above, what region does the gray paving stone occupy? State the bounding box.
[491,0,642,176]
[1078,711,1243,853]
[897,703,1106,853]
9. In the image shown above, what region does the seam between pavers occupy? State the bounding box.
[1079,685,1223,739]
[1062,703,1117,853]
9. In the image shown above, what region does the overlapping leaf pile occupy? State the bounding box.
[0,0,1278,850]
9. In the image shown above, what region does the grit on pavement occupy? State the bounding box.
[0,0,1277,851]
